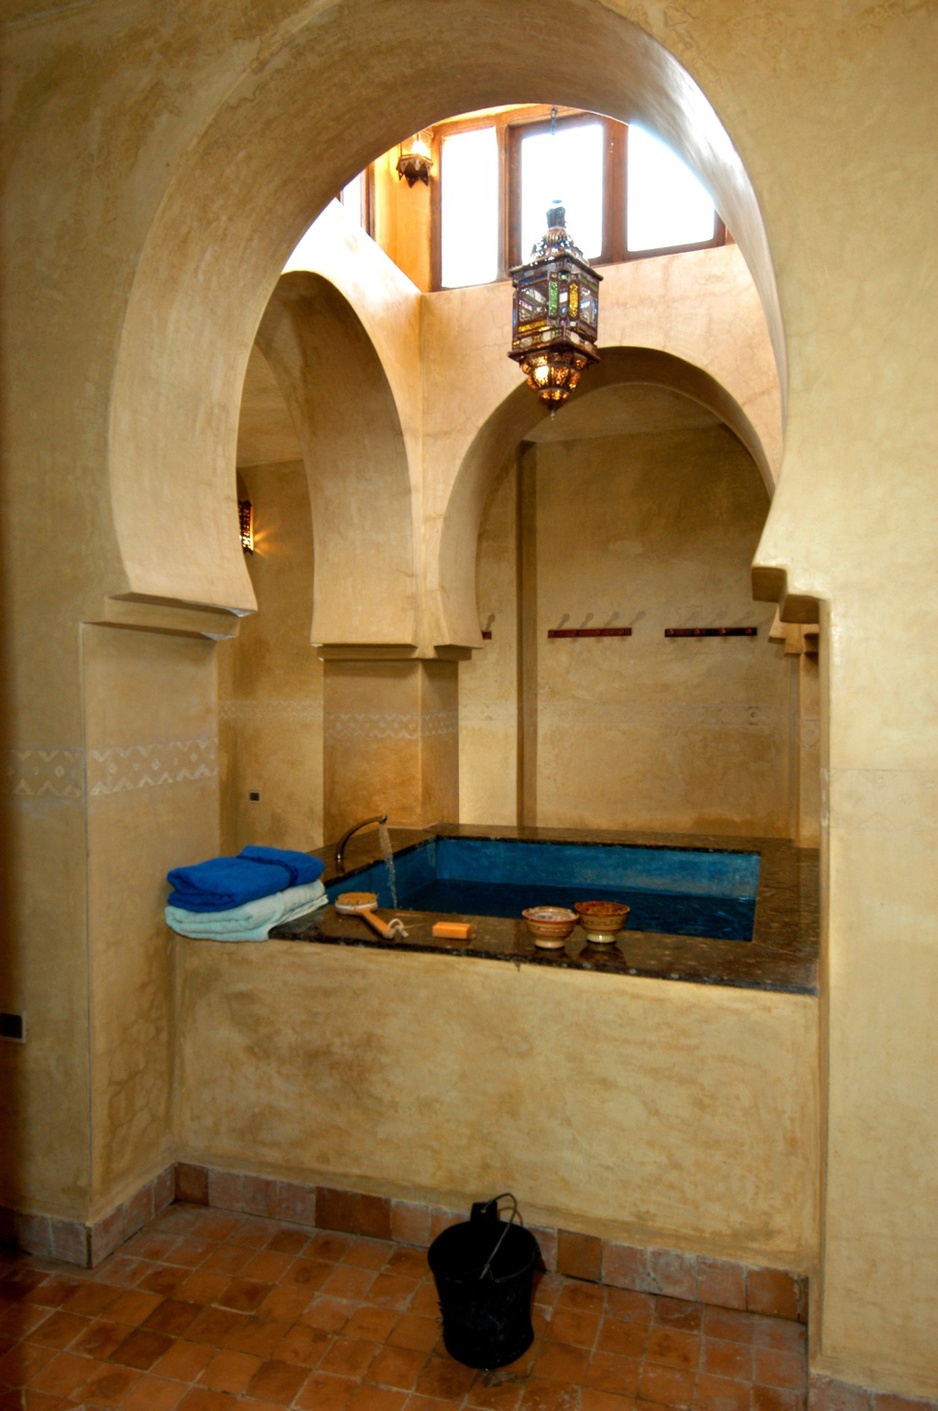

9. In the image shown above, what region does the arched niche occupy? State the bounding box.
[254,272,416,647]
[107,0,782,618]
[437,348,773,646]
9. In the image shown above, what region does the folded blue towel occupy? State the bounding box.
[167,846,324,913]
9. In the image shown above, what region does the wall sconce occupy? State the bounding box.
[238,498,254,554]
[396,131,433,186]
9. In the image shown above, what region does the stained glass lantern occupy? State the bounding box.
[508,203,602,411]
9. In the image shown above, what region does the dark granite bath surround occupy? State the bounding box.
[271,825,819,996]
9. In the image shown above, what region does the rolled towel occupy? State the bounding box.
[167,845,324,913]
[165,880,327,941]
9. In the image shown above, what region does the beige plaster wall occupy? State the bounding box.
[218,462,324,854]
[82,625,218,1217]
[459,422,790,836]
[180,941,819,1267]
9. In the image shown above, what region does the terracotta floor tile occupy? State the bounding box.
[532,1275,565,1310]
[128,1238,180,1265]
[654,1300,703,1334]
[222,1318,289,1360]
[556,1285,607,1315]
[24,1310,88,1349]
[0,1339,58,1384]
[579,1392,636,1411]
[165,1240,213,1270]
[387,1313,442,1355]
[320,1337,382,1381]
[241,1252,296,1284]
[271,1321,332,1367]
[22,1278,80,1310]
[294,1370,359,1411]
[365,1275,419,1311]
[367,1345,430,1391]
[0,1304,52,1340]
[300,1297,354,1334]
[466,1373,527,1411]
[414,1354,477,1402]
[518,1378,581,1410]
[152,1339,216,1383]
[245,1357,313,1404]
[107,1291,167,1328]
[283,1260,333,1292]
[595,1321,647,1360]
[308,1234,355,1264]
[199,1348,263,1393]
[701,1310,755,1346]
[231,1219,282,1251]
[239,1400,298,1411]
[750,1319,806,1355]
[344,1240,393,1273]
[199,1246,253,1278]
[545,1309,600,1350]
[190,1215,242,1243]
[215,1279,273,1314]
[344,1305,399,1344]
[142,1300,203,1339]
[404,1396,463,1411]
[175,1271,231,1307]
[174,1389,238,1411]
[409,1283,443,1318]
[751,1386,804,1411]
[28,1350,106,1396]
[110,1328,176,1370]
[701,1339,753,1381]
[383,1250,428,1282]
[534,1341,591,1385]
[60,1283,121,1319]
[138,1267,191,1300]
[752,1349,805,1391]
[184,1306,248,1348]
[347,1386,409,1411]
[325,1267,381,1303]
[79,1364,145,1406]
[637,1360,695,1410]
[122,1372,188,1411]
[693,1372,752,1411]
[585,1353,641,1398]
[265,1229,311,1257]
[645,1328,700,1371]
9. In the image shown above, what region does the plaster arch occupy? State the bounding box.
[437,348,774,647]
[106,0,784,619]
[254,271,416,646]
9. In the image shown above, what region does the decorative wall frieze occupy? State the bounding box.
[828,767,938,832]
[539,701,777,730]
[325,709,458,742]
[219,699,324,725]
[87,738,218,796]
[2,747,84,799]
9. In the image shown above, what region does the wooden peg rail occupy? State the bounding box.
[547,627,633,639]
[665,627,758,638]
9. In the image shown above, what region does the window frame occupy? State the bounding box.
[431,105,725,291]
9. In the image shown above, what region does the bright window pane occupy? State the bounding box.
[627,125,716,252]
[340,172,364,226]
[520,122,604,260]
[441,127,499,287]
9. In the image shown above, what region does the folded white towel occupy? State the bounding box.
[165,880,327,941]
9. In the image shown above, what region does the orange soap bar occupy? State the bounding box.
[432,921,474,940]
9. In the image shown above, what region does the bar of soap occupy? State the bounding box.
[432,921,474,940]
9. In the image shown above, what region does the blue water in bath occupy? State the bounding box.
[328,837,759,942]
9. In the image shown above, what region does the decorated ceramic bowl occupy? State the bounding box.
[522,905,578,948]
[574,899,631,944]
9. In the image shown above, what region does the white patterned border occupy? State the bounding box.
[538,701,777,730]
[219,699,324,725]
[325,709,458,742]
[828,767,937,831]
[3,748,84,799]
[87,738,218,796]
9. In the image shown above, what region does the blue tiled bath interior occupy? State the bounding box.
[328,837,761,941]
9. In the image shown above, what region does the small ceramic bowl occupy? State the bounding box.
[522,905,578,948]
[574,900,631,944]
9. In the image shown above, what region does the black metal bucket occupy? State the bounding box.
[428,1194,541,1371]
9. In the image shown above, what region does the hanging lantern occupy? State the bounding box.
[508,203,602,411]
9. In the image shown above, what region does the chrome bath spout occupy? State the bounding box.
[334,814,388,874]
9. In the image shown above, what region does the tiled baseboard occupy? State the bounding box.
[810,1374,938,1411]
[0,1164,175,1268]
[174,1162,808,1325]
[2,1160,808,1326]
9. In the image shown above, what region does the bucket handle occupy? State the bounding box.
[477,1192,522,1281]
